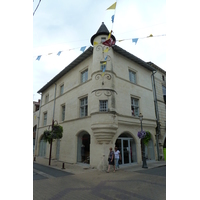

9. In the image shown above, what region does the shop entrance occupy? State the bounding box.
[115,133,137,165]
[77,131,90,164]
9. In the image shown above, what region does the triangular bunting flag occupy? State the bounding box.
[80,46,86,52]
[104,47,109,53]
[107,30,113,39]
[111,15,115,23]
[132,38,138,45]
[102,67,106,76]
[93,41,98,46]
[147,34,153,38]
[102,37,116,47]
[107,2,117,10]
[57,51,62,56]
[36,55,42,61]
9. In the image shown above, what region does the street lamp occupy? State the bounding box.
[48,119,58,166]
[139,113,148,168]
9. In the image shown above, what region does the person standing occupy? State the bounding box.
[114,147,120,170]
[107,147,115,173]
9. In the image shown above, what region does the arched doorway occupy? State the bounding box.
[77,131,90,164]
[115,132,137,165]
[38,135,47,157]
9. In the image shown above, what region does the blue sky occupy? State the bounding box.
[33,0,166,101]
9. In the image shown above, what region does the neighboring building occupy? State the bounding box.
[34,22,165,169]
[33,99,40,154]
[147,62,166,160]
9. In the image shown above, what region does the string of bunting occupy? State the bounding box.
[35,33,166,61]
[35,2,166,61]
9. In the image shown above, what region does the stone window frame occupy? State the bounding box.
[43,112,47,126]
[131,96,140,117]
[79,96,88,117]
[100,61,107,71]
[45,94,49,104]
[101,37,106,43]
[80,68,88,83]
[60,83,64,95]
[61,104,65,121]
[128,68,137,84]
[99,100,108,112]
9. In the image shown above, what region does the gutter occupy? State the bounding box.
[53,83,57,120]
[151,70,160,161]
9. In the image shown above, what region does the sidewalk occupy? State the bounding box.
[33,156,166,175]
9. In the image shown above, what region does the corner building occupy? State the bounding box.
[35,22,159,170]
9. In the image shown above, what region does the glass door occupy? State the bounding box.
[116,137,137,165]
[116,139,122,164]
[123,139,130,164]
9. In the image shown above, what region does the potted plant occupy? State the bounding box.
[137,130,151,145]
[43,125,63,144]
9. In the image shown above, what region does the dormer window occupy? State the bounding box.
[100,61,106,71]
[101,37,106,43]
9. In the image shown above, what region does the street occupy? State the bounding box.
[33,163,166,200]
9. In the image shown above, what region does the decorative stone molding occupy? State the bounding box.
[92,88,117,97]
[95,73,112,80]
[91,123,118,144]
[95,45,112,56]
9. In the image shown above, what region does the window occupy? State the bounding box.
[33,125,37,133]
[101,37,106,43]
[43,112,47,126]
[99,100,108,112]
[60,84,64,95]
[162,85,166,104]
[162,75,165,81]
[45,94,49,104]
[80,97,88,117]
[35,105,39,111]
[131,98,139,116]
[81,69,88,83]
[100,62,106,71]
[61,105,65,121]
[162,85,166,95]
[129,70,136,83]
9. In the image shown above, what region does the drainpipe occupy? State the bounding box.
[151,71,160,161]
[49,83,57,165]
[53,83,57,120]
[34,93,43,161]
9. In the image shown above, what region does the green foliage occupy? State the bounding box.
[143,131,151,146]
[43,125,63,144]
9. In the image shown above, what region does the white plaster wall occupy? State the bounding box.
[35,38,159,168]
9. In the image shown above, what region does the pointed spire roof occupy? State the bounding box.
[90,22,116,45]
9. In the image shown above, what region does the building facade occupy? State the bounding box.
[34,22,165,169]
[33,99,40,154]
[147,62,166,160]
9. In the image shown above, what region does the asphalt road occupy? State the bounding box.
[135,166,166,177]
[33,163,166,200]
